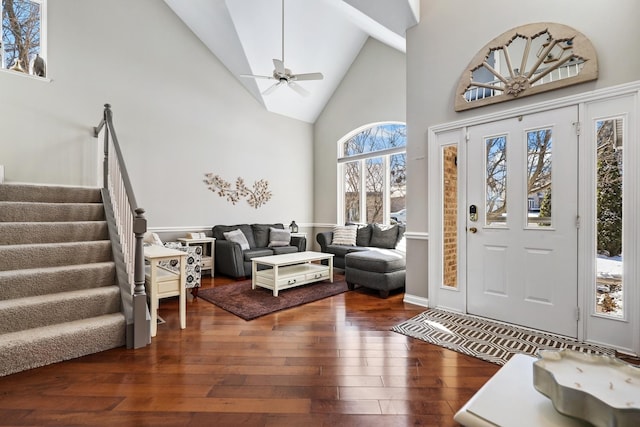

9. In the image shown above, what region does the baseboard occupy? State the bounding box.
[403,293,428,308]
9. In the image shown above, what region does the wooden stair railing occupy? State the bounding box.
[94,103,150,349]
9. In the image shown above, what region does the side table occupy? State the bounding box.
[144,245,187,337]
[177,237,215,276]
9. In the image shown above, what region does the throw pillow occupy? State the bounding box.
[223,229,250,251]
[355,224,372,247]
[251,224,273,248]
[332,225,357,246]
[370,224,398,249]
[268,227,291,247]
[143,232,163,246]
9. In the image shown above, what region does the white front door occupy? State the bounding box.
[466,106,579,337]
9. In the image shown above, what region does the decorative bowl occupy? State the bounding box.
[533,349,640,427]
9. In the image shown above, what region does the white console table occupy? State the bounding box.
[454,353,588,426]
[144,245,187,337]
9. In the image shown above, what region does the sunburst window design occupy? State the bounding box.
[455,23,598,112]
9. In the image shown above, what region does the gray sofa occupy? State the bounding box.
[212,223,306,279]
[316,223,405,269]
[316,224,406,298]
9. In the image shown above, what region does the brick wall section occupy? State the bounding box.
[443,146,458,287]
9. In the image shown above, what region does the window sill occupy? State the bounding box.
[1,68,51,82]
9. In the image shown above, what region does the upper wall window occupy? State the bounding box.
[338,123,407,225]
[1,0,46,77]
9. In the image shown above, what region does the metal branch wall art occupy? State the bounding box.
[203,173,272,209]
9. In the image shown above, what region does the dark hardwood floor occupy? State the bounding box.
[0,274,499,426]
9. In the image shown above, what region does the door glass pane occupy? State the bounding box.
[344,161,360,223]
[595,118,623,317]
[366,157,384,223]
[443,145,458,287]
[390,153,406,224]
[485,135,507,226]
[526,128,553,227]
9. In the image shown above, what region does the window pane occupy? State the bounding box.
[390,153,406,224]
[526,128,552,227]
[343,124,406,157]
[365,157,383,223]
[2,0,42,73]
[344,161,360,223]
[443,145,458,287]
[485,135,507,226]
[595,118,623,317]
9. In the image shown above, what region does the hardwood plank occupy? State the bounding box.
[0,274,499,425]
[114,397,311,413]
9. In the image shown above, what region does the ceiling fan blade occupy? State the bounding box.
[273,59,285,75]
[292,72,324,81]
[240,74,275,80]
[262,81,284,95]
[288,82,310,97]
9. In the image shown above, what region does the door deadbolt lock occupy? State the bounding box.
[469,227,478,234]
[469,204,478,222]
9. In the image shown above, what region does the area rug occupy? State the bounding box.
[392,308,614,365]
[197,278,349,320]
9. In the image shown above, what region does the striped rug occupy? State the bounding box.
[392,308,614,365]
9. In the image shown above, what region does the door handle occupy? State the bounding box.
[469,227,478,234]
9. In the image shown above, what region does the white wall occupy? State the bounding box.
[313,37,406,231]
[405,0,640,298]
[0,0,313,231]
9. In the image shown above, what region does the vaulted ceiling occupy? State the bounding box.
[163,0,419,123]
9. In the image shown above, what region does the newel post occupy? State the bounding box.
[132,208,150,347]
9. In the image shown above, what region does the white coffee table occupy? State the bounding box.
[251,251,334,296]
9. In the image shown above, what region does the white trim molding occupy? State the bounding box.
[404,231,428,240]
[403,293,429,308]
[433,80,640,133]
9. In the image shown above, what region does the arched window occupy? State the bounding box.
[338,122,406,225]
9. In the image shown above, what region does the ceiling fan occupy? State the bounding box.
[240,0,323,97]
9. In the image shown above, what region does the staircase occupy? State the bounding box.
[0,183,126,377]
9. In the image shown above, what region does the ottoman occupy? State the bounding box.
[345,250,406,298]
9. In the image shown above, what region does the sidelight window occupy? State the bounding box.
[594,118,624,318]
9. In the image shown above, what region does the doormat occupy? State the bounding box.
[391,308,614,365]
[197,277,349,321]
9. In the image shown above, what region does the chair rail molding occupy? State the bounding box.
[405,231,429,240]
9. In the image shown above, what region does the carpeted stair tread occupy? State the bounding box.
[0,262,116,301]
[0,313,126,377]
[0,184,102,203]
[0,286,122,334]
[0,221,109,245]
[0,201,105,222]
[0,182,131,377]
[0,241,113,271]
